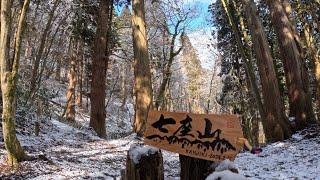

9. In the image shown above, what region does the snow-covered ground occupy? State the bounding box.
[1,80,320,179]
[235,127,320,179]
[1,116,319,179]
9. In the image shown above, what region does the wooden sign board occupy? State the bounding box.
[144,110,243,162]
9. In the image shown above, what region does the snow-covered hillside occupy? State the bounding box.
[1,116,319,179]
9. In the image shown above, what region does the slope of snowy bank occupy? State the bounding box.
[235,127,320,179]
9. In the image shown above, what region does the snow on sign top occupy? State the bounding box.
[144,110,243,162]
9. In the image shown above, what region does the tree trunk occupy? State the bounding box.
[85,57,90,111]
[66,39,77,122]
[267,0,317,129]
[241,0,292,143]
[179,155,212,180]
[282,0,301,43]
[120,63,127,107]
[307,1,320,37]
[55,31,65,82]
[90,0,111,138]
[232,0,264,145]
[222,0,266,122]
[132,0,153,136]
[122,146,164,180]
[76,43,83,107]
[298,1,320,121]
[0,0,30,165]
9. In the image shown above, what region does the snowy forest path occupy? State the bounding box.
[1,119,138,179]
[1,119,319,180]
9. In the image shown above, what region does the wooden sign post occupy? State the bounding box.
[144,110,243,162]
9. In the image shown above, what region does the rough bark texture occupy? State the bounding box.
[298,0,320,122]
[179,155,212,180]
[241,0,292,143]
[231,0,263,145]
[76,45,83,107]
[0,0,30,165]
[303,25,320,120]
[282,0,300,42]
[66,40,77,122]
[132,0,153,136]
[89,0,110,138]
[222,0,266,123]
[267,0,317,129]
[122,150,164,180]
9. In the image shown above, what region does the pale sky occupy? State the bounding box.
[188,28,216,70]
[186,0,216,69]
[114,0,216,69]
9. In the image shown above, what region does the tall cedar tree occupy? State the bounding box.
[241,0,292,142]
[221,0,264,145]
[66,39,77,122]
[90,0,112,138]
[0,0,31,165]
[297,0,320,120]
[267,0,317,129]
[132,0,153,136]
[76,44,84,107]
